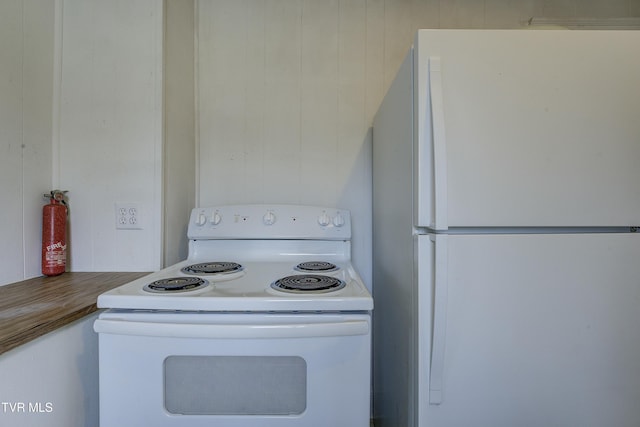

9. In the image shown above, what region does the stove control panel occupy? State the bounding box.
[187,204,351,240]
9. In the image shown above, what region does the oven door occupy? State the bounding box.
[94,311,371,427]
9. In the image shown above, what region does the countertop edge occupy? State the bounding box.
[0,272,150,356]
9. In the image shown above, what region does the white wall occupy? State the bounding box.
[0,0,164,285]
[196,0,374,286]
[0,0,54,286]
[164,0,196,266]
[57,0,164,272]
[194,0,640,289]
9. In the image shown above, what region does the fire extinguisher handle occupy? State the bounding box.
[44,190,68,206]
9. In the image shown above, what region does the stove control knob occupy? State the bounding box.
[263,211,276,225]
[318,212,331,227]
[333,212,345,227]
[195,213,207,226]
[210,211,222,225]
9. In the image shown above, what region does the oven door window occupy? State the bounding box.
[164,355,307,415]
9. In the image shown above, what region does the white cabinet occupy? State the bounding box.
[0,314,100,427]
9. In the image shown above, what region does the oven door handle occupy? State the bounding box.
[94,319,370,339]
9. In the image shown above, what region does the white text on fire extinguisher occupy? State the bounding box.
[46,242,67,252]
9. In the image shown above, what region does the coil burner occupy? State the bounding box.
[143,277,209,294]
[294,261,339,273]
[271,274,346,294]
[181,262,244,275]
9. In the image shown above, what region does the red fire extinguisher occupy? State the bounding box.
[42,190,68,277]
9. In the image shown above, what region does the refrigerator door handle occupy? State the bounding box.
[430,233,448,404]
[429,57,448,230]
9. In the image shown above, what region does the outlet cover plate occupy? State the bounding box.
[115,202,142,230]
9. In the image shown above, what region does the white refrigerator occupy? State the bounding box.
[372,30,640,427]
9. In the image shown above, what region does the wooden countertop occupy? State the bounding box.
[0,272,149,356]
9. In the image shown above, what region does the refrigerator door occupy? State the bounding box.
[414,30,640,229]
[417,232,640,427]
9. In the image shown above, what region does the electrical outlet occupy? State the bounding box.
[115,203,142,230]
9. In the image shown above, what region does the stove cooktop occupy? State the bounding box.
[97,258,372,312]
[98,205,372,312]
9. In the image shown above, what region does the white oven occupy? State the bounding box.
[94,311,370,426]
[94,205,373,427]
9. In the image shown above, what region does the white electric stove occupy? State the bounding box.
[94,204,373,427]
